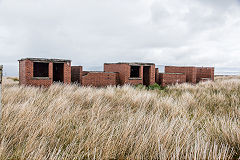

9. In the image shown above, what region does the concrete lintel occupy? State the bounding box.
[32,77,51,80]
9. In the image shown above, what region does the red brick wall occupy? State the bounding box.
[104,63,129,85]
[196,67,214,82]
[155,68,160,85]
[149,65,156,85]
[82,72,119,87]
[104,63,155,85]
[159,73,186,87]
[19,60,27,85]
[71,66,82,84]
[63,62,71,84]
[165,66,197,84]
[19,60,71,87]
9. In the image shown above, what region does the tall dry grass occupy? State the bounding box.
[0,77,240,159]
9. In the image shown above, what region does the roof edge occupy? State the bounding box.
[18,58,71,62]
[104,62,155,65]
[165,65,214,68]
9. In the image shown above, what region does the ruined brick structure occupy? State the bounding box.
[159,73,186,87]
[196,67,214,82]
[104,63,155,86]
[81,72,119,87]
[165,66,197,84]
[19,58,71,87]
[19,58,214,87]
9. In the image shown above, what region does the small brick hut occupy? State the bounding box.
[104,62,155,86]
[19,58,71,87]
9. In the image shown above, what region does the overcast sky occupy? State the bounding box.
[1,0,240,76]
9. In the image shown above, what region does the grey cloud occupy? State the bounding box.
[0,0,240,76]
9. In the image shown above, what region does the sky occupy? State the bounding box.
[1,0,240,76]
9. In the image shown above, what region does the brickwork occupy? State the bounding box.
[19,60,27,85]
[19,58,71,87]
[155,68,160,84]
[148,65,156,85]
[104,63,129,85]
[196,67,214,82]
[104,63,155,86]
[63,62,72,84]
[82,71,89,76]
[159,73,186,87]
[165,66,197,84]
[82,72,119,87]
[71,66,83,84]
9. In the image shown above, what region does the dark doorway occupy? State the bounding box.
[143,66,150,86]
[53,63,64,82]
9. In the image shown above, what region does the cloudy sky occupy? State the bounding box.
[1,0,240,76]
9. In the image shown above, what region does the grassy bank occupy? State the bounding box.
[0,77,239,159]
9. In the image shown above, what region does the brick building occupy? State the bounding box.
[19,58,71,87]
[159,73,186,87]
[104,63,155,86]
[196,67,214,82]
[19,58,214,87]
[165,66,197,84]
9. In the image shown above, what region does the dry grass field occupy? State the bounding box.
[0,77,240,159]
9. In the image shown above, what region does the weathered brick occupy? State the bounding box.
[159,73,186,87]
[196,67,214,82]
[82,72,119,87]
[71,66,83,84]
[155,68,160,84]
[165,66,197,84]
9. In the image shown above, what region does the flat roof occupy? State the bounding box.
[104,62,155,65]
[18,58,71,62]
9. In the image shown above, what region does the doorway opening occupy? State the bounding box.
[143,66,150,86]
[53,63,64,82]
